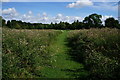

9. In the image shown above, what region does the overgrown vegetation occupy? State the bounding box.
[1,13,120,78]
[2,28,61,78]
[2,27,120,79]
[67,28,120,79]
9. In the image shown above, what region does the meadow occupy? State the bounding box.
[67,28,120,79]
[2,28,62,78]
[2,28,120,79]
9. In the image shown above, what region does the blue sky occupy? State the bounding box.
[1,1,118,23]
[1,0,119,2]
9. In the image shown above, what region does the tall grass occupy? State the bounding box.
[2,27,120,79]
[2,28,61,78]
[67,28,120,79]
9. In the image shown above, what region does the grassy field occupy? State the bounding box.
[67,28,120,79]
[2,28,120,79]
[2,28,61,78]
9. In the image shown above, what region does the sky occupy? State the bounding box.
[0,0,119,2]
[1,0,119,24]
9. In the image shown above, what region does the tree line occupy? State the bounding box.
[1,13,120,29]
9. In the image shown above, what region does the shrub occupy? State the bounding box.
[67,28,120,79]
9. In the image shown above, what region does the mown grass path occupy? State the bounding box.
[40,30,88,78]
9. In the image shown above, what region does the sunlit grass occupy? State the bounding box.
[2,27,120,79]
[2,28,61,78]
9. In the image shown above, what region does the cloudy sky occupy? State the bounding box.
[1,0,119,24]
[0,0,119,2]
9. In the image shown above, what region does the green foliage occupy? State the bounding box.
[83,13,102,28]
[1,13,120,30]
[6,20,11,28]
[2,19,6,27]
[2,27,120,78]
[105,17,119,28]
[67,28,120,79]
[0,16,6,27]
[2,28,61,78]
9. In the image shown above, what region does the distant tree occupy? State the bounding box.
[64,22,70,30]
[79,22,84,29]
[118,24,120,29]
[71,20,80,29]
[0,16,2,27]
[4,13,120,29]
[15,23,21,29]
[72,20,84,29]
[10,20,16,28]
[2,19,6,27]
[0,16,6,27]
[17,20,23,28]
[7,20,11,28]
[59,22,66,30]
[49,22,54,29]
[105,17,119,28]
[11,20,21,29]
[83,13,102,28]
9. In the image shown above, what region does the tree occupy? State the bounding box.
[83,13,102,28]
[0,16,2,27]
[59,22,66,30]
[105,17,119,28]
[0,16,6,27]
[49,22,54,29]
[64,22,70,30]
[72,20,84,29]
[7,20,11,28]
[11,20,16,28]
[118,24,120,29]
[11,20,21,29]
[2,19,6,27]
[71,20,80,29]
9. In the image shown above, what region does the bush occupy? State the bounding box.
[67,28,120,79]
[2,28,61,78]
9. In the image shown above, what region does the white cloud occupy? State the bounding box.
[68,16,83,23]
[0,0,119,2]
[101,15,114,25]
[28,11,32,15]
[67,0,118,11]
[7,0,119,2]
[102,15,113,21]
[21,11,34,22]
[2,8,19,19]
[2,7,116,24]
[19,12,83,24]
[67,0,93,8]
[22,14,32,21]
[0,0,10,2]
[1,0,119,2]
[2,8,16,15]
[53,13,83,23]
[56,14,63,19]
[43,12,47,17]
[63,16,70,22]
[74,16,83,21]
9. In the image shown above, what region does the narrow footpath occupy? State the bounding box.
[40,30,88,78]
